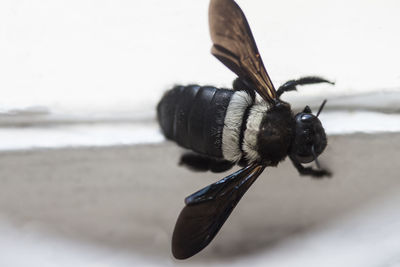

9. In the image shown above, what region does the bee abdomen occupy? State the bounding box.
[157,85,234,158]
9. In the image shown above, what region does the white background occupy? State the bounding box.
[1,0,400,117]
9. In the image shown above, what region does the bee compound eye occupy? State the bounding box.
[301,114,313,122]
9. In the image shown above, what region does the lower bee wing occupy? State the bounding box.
[209,0,277,103]
[172,164,266,259]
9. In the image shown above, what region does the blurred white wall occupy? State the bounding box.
[1,0,400,117]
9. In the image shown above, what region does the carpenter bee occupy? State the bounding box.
[157,0,333,259]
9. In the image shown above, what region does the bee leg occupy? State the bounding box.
[277,76,334,97]
[289,155,332,178]
[232,78,256,101]
[179,152,234,173]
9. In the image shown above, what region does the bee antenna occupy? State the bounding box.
[311,145,321,169]
[316,99,327,117]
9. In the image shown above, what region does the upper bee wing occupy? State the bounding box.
[172,164,266,259]
[209,0,277,103]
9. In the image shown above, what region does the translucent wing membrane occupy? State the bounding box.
[209,0,277,102]
[172,164,266,259]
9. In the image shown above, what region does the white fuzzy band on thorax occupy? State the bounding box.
[221,91,253,162]
[243,100,270,163]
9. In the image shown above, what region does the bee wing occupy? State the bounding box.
[172,164,266,259]
[209,0,277,103]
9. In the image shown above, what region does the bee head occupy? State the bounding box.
[291,101,327,165]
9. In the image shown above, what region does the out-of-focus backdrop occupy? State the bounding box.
[1,0,400,266]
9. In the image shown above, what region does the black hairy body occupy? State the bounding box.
[157,85,297,170]
[157,85,233,159]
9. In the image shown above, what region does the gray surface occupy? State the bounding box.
[0,133,399,264]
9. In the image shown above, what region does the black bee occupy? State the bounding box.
[157,0,333,259]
